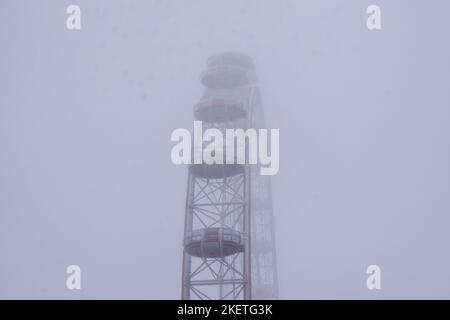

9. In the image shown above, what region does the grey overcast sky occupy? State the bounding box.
[1,0,450,299]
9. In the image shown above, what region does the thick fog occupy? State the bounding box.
[1,0,450,299]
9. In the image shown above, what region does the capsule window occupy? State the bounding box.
[192,233,202,241]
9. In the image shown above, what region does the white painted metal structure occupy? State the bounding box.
[181,52,278,300]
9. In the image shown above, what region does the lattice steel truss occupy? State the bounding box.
[181,52,278,300]
[182,172,251,300]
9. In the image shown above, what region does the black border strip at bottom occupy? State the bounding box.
[1,300,448,319]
